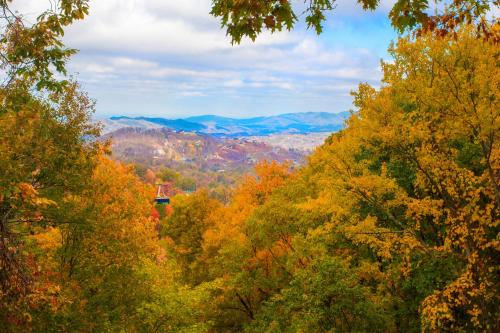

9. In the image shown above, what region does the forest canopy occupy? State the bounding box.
[0,0,498,332]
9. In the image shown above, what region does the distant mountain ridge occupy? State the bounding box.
[103,127,305,176]
[109,116,205,132]
[103,111,349,136]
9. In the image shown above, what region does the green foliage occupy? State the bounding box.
[162,191,221,284]
[159,167,181,183]
[136,260,218,333]
[177,176,197,192]
[249,257,391,333]
[133,163,149,179]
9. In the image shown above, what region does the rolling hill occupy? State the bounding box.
[101,111,349,136]
[103,127,305,174]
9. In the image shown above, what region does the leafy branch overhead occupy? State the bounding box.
[211,0,499,43]
[0,0,89,91]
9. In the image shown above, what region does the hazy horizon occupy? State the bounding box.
[97,110,349,121]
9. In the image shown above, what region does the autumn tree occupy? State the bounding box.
[266,26,498,331]
[0,82,101,329]
[198,161,294,330]
[54,157,158,330]
[0,0,99,329]
[161,190,222,284]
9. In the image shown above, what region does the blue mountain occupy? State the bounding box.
[110,116,205,132]
[106,112,350,136]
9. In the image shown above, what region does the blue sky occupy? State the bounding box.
[16,0,398,119]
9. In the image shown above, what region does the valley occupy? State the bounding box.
[101,112,346,188]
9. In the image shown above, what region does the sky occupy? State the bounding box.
[14,0,399,119]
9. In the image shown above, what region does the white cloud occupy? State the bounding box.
[59,0,299,55]
[10,0,395,117]
[223,79,244,88]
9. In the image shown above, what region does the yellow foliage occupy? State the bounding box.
[31,228,62,251]
[279,26,500,330]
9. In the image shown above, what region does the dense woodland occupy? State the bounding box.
[0,0,498,332]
